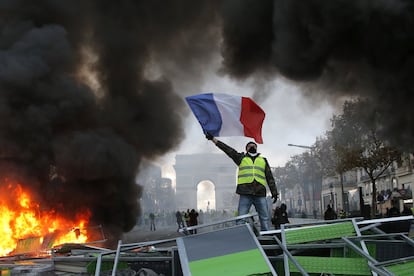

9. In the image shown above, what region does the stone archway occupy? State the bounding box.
[174,153,237,212]
[197,180,215,211]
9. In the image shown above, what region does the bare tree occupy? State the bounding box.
[330,99,400,217]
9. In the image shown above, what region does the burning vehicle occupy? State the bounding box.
[0,176,101,257]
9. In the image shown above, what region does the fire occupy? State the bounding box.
[0,181,91,256]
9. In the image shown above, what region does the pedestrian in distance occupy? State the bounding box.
[401,204,412,216]
[272,203,290,229]
[184,209,190,227]
[175,210,185,231]
[188,209,199,234]
[206,133,278,231]
[324,205,337,220]
[313,209,318,219]
[149,212,156,231]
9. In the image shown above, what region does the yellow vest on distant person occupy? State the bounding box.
[237,156,266,186]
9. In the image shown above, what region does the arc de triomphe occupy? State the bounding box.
[174,153,237,211]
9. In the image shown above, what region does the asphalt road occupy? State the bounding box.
[122,224,183,244]
[121,218,321,244]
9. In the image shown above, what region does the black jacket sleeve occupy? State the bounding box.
[214,140,244,165]
[264,158,278,197]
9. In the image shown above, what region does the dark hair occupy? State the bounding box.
[245,141,257,149]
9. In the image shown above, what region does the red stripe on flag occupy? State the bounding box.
[240,97,265,144]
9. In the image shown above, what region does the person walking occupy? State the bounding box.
[401,204,412,216]
[272,203,290,229]
[324,205,337,220]
[149,212,156,231]
[188,209,199,234]
[206,134,278,231]
[184,209,190,227]
[175,210,185,231]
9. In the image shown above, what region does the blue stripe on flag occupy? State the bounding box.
[185,93,222,136]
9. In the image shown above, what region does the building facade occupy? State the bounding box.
[321,153,414,217]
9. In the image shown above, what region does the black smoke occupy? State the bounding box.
[0,0,219,246]
[219,0,414,150]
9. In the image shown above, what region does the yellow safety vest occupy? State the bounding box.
[238,156,267,186]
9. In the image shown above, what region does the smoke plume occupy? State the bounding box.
[220,0,414,149]
[0,0,219,245]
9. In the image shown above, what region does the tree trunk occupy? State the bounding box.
[371,179,377,218]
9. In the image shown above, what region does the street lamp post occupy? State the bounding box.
[329,183,334,209]
[287,144,314,150]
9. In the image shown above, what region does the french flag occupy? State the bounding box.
[185,93,266,143]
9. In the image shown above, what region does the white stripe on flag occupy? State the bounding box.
[213,93,244,136]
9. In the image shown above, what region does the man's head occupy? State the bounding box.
[245,141,257,154]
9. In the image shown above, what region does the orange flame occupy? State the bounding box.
[0,180,91,256]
